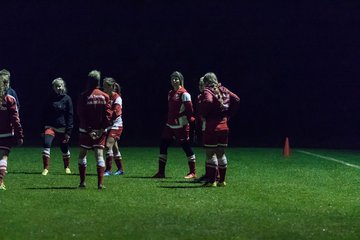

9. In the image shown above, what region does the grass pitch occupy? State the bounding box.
[1,147,360,239]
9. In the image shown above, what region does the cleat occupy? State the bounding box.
[41,169,49,176]
[152,172,165,178]
[0,183,6,191]
[202,181,217,188]
[98,184,106,190]
[114,170,124,176]
[104,170,112,176]
[217,181,226,187]
[65,168,71,174]
[184,172,197,179]
[78,182,86,188]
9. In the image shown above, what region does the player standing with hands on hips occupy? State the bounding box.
[0,73,24,191]
[198,72,240,187]
[77,70,112,189]
[41,78,74,176]
[153,71,197,179]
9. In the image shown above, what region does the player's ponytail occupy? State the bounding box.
[203,72,224,106]
[0,75,5,97]
[114,82,121,96]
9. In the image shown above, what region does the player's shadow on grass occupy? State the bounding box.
[9,171,97,176]
[159,185,203,189]
[124,176,172,179]
[26,186,78,190]
[8,171,43,175]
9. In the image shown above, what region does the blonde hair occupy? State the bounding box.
[199,77,205,92]
[0,75,6,97]
[104,77,121,95]
[88,70,101,88]
[203,72,224,106]
[52,77,67,95]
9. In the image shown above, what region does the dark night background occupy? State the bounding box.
[1,1,360,148]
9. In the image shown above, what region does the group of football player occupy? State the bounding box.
[0,69,239,191]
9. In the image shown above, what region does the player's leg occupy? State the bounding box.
[113,141,124,175]
[60,134,71,174]
[202,148,218,187]
[202,128,219,187]
[179,140,197,179]
[78,147,88,188]
[0,148,9,190]
[153,126,172,178]
[94,148,106,189]
[42,129,55,175]
[216,129,229,186]
[215,148,227,186]
[104,134,115,176]
[177,125,196,179]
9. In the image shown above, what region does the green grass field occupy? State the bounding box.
[1,147,360,239]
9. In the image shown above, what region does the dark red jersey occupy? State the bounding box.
[198,85,240,130]
[166,87,194,128]
[77,88,112,132]
[0,95,23,139]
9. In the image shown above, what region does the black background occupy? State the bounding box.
[1,1,360,148]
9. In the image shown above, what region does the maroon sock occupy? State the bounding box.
[206,165,217,183]
[114,157,122,171]
[158,158,166,175]
[205,165,211,179]
[43,155,49,169]
[63,157,70,169]
[106,156,113,172]
[97,166,105,187]
[188,161,196,174]
[218,167,227,183]
[78,164,86,184]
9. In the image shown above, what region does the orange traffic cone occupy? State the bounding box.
[283,137,290,157]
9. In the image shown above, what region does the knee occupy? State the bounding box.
[43,135,53,148]
[206,154,218,165]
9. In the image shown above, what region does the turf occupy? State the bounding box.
[1,147,360,239]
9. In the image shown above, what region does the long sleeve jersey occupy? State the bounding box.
[43,92,74,135]
[198,85,240,121]
[77,88,112,132]
[166,87,194,129]
[0,94,23,139]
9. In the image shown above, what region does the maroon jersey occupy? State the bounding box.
[166,87,193,128]
[77,88,112,132]
[0,95,23,139]
[198,85,240,130]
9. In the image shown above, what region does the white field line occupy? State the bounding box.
[297,150,360,170]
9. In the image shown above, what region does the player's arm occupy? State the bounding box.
[113,96,122,118]
[182,92,195,123]
[228,90,240,118]
[102,95,113,130]
[8,97,24,140]
[65,96,74,136]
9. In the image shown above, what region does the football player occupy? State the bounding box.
[77,70,112,189]
[153,71,197,179]
[0,73,24,190]
[198,72,240,187]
